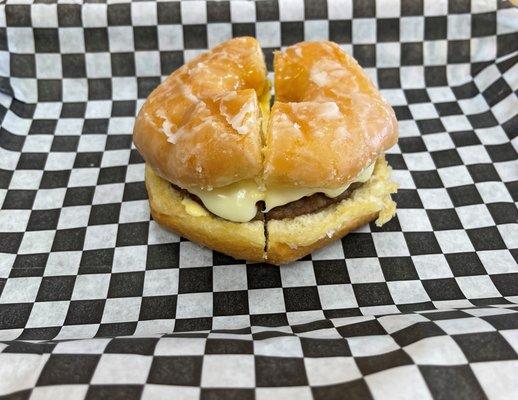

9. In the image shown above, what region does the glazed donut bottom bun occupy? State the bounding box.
[146,156,397,265]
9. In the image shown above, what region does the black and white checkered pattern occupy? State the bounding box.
[0,0,517,398]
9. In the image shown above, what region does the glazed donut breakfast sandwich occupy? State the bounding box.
[133,37,398,264]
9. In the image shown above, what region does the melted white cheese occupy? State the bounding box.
[182,163,376,222]
[187,180,264,222]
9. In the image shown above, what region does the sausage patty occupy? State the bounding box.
[265,182,363,220]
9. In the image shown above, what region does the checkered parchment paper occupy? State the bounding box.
[0,0,517,398]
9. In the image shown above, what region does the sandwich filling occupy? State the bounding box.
[177,163,375,222]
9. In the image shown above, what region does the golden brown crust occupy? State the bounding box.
[266,212,378,265]
[145,164,266,262]
[145,157,397,265]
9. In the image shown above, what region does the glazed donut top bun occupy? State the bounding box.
[133,37,398,222]
[267,41,397,188]
[133,37,267,189]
